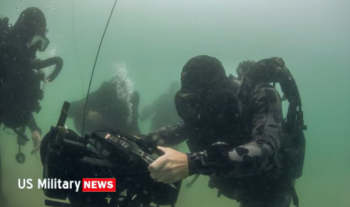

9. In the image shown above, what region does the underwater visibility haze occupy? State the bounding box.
[0,0,349,207]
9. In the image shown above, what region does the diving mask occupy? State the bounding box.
[175,90,202,120]
[29,35,50,52]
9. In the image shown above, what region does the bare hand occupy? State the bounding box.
[148,146,189,184]
[31,130,42,155]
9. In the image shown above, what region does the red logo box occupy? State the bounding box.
[82,178,116,192]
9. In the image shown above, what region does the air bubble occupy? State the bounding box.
[113,63,134,124]
[48,47,57,58]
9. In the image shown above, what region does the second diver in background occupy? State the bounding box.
[68,74,141,136]
[140,81,181,150]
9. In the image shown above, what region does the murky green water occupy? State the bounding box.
[0,0,349,207]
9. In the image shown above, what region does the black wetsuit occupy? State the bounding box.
[0,19,43,134]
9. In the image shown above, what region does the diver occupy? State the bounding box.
[139,81,181,150]
[0,7,63,157]
[124,55,306,207]
[68,74,141,136]
[140,81,181,131]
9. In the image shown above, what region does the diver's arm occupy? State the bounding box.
[27,114,42,135]
[27,114,42,154]
[186,85,282,177]
[139,120,189,147]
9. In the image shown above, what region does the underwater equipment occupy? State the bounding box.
[13,126,29,163]
[6,55,64,164]
[41,0,181,206]
[41,102,182,207]
[242,57,307,179]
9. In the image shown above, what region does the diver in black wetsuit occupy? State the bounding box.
[68,75,141,136]
[0,8,63,205]
[0,7,63,155]
[126,55,306,207]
